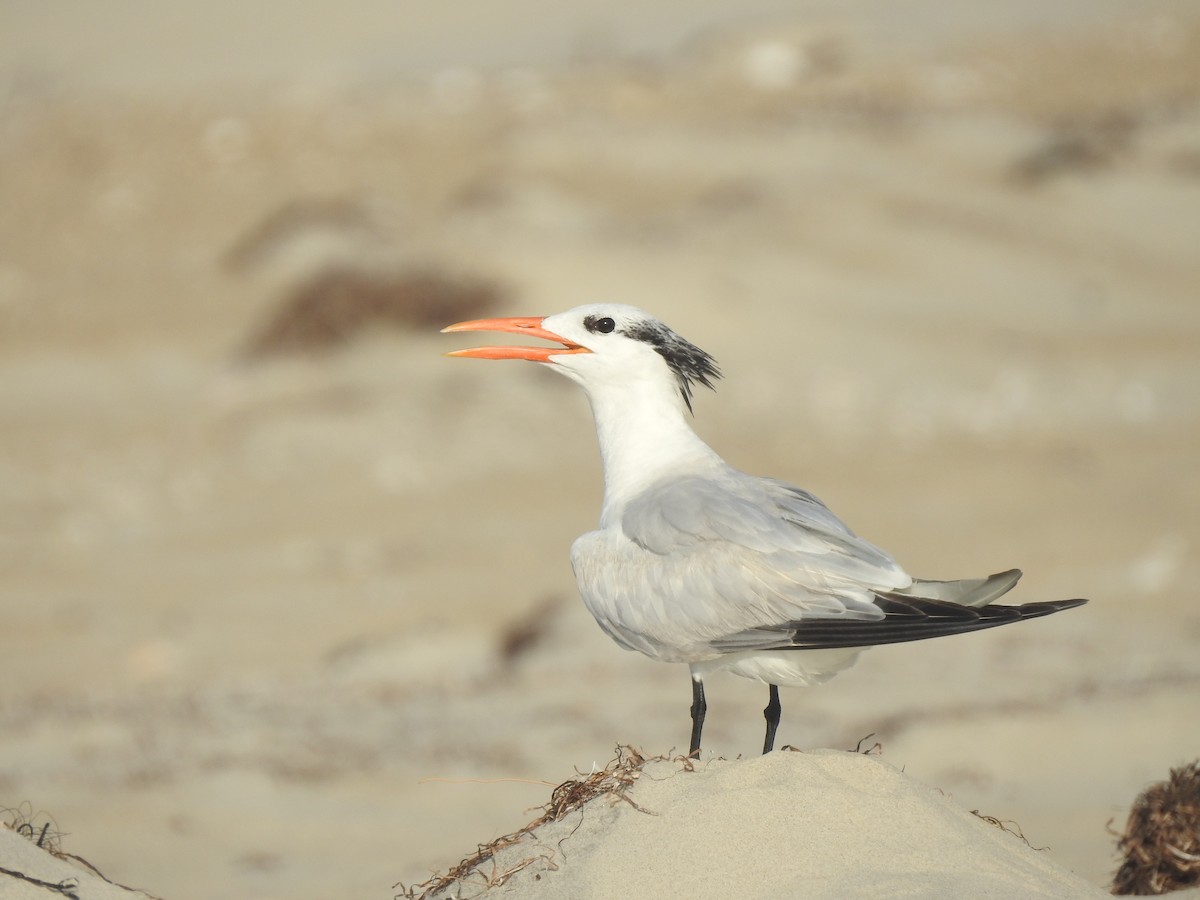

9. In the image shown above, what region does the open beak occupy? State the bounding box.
[441,316,590,362]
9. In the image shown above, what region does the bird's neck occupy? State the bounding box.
[583,384,723,526]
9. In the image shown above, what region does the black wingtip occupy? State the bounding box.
[1020,598,1089,617]
[754,595,1091,652]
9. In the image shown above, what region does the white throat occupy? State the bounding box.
[580,376,723,526]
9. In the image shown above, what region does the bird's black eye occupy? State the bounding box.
[585,315,617,334]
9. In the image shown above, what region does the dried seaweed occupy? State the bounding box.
[242,264,502,359]
[1010,112,1137,184]
[1112,761,1200,895]
[2,803,164,899]
[396,745,667,900]
[498,595,567,666]
[969,809,1043,850]
[2,803,64,854]
[853,733,883,755]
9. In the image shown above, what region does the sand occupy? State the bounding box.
[0,822,155,900]
[411,750,1112,900]
[2,2,1200,898]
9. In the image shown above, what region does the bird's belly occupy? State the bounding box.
[694,647,867,686]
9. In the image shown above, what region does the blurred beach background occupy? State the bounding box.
[1,1,1199,897]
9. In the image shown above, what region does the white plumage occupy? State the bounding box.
[444,303,1086,754]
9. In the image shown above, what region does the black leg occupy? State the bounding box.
[762,684,781,754]
[689,677,707,757]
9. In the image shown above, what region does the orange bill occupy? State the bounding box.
[441,316,590,361]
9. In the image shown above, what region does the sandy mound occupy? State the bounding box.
[405,749,1108,900]
[0,823,159,900]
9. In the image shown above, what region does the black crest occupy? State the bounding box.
[621,319,721,413]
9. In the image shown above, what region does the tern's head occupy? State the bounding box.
[442,304,721,412]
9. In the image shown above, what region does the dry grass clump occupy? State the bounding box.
[397,746,670,900]
[2,802,64,854]
[970,809,1043,851]
[1112,761,1200,895]
[2,802,165,899]
[242,265,503,359]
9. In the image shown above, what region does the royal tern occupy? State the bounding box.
[443,305,1087,756]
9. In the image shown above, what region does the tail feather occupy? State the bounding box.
[892,568,1023,608]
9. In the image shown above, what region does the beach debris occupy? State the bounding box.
[1010,112,1137,184]
[1112,760,1200,895]
[853,732,883,755]
[2,803,64,854]
[396,745,664,900]
[970,809,1044,850]
[242,264,502,359]
[2,803,165,899]
[498,594,568,666]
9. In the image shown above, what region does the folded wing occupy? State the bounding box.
[711,593,1087,652]
[574,471,918,659]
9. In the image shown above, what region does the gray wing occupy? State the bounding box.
[622,471,909,594]
[571,471,914,661]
